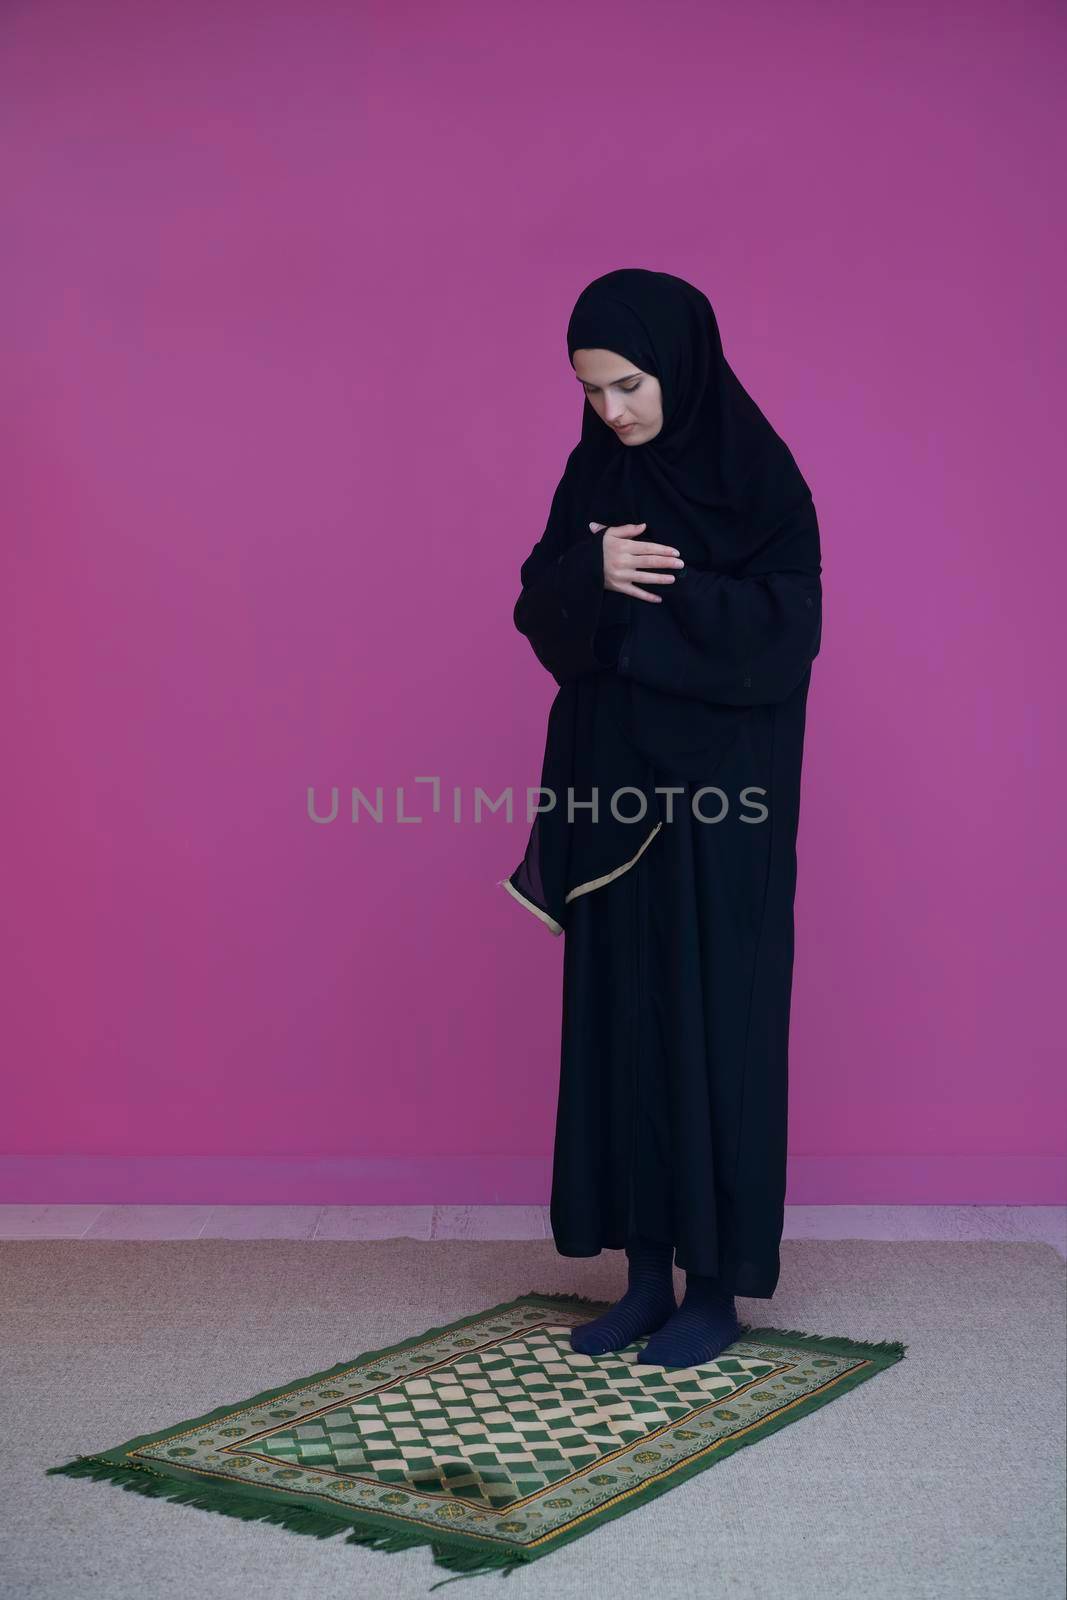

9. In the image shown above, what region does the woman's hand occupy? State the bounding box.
[590,522,685,603]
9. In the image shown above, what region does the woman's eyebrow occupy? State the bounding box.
[575,373,642,388]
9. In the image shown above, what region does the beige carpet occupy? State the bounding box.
[3,1237,1064,1598]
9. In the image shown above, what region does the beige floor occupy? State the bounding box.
[4,1232,1065,1599]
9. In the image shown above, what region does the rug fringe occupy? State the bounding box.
[520,1290,613,1310]
[45,1454,534,1582]
[46,1455,361,1537]
[735,1322,909,1360]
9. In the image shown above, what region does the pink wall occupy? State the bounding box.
[3,0,1064,1203]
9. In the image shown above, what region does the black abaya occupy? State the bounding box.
[552,614,812,1297]
[499,269,822,1301]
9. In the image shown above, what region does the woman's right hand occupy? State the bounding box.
[589,522,685,603]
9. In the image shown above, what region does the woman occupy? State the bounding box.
[500,268,822,1369]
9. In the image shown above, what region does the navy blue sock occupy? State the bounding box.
[635,1270,740,1368]
[569,1236,677,1356]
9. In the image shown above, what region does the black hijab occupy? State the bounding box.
[567,266,813,575]
[501,267,820,935]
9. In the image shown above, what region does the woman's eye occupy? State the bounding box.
[586,382,641,395]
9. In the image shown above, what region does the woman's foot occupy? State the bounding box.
[569,1235,677,1356]
[635,1271,740,1368]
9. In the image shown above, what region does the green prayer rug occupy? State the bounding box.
[47,1291,907,1588]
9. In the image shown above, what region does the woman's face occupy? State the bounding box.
[571,348,663,443]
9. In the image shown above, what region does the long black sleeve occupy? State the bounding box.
[513,533,621,686]
[616,563,823,706]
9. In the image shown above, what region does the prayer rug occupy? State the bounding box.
[47,1291,907,1588]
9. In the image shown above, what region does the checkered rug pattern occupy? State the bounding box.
[47,1293,907,1584]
